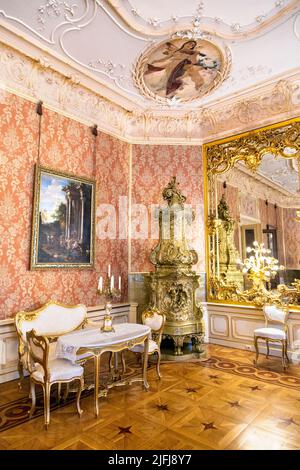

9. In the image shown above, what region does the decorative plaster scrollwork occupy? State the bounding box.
[294,12,300,40]
[106,0,300,41]
[37,1,79,30]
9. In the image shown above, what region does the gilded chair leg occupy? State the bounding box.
[121,351,126,375]
[43,383,51,429]
[29,380,36,419]
[76,378,84,417]
[63,382,70,401]
[266,339,270,359]
[156,350,162,380]
[254,336,259,365]
[17,360,24,390]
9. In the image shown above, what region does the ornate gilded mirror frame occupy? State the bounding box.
[203,116,300,309]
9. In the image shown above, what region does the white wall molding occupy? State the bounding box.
[206,302,300,363]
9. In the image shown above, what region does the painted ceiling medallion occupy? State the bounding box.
[133,36,231,103]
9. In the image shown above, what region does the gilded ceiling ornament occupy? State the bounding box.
[133,36,231,104]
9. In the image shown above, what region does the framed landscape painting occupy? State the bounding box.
[31,165,95,269]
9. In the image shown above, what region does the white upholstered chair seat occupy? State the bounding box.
[254,327,286,340]
[32,359,84,383]
[130,339,159,354]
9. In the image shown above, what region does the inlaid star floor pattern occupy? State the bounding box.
[1,344,300,450]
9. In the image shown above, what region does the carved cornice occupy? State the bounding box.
[0,40,299,144]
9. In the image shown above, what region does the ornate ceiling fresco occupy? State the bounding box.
[0,0,299,112]
[0,0,299,142]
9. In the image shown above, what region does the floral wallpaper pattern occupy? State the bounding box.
[131,145,205,273]
[0,93,129,319]
[282,208,300,269]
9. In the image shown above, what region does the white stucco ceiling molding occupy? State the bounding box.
[105,0,300,41]
[218,166,300,209]
[0,41,299,145]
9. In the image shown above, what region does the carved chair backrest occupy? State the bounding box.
[26,329,50,382]
[263,305,289,331]
[142,309,166,347]
[15,301,87,369]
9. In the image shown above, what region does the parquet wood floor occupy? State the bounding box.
[1,344,300,450]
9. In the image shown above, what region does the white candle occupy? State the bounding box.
[108,264,111,278]
[118,275,121,290]
[98,276,103,292]
[110,275,114,290]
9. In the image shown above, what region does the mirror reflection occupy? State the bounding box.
[206,120,300,307]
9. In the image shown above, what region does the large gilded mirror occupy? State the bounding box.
[204,118,300,308]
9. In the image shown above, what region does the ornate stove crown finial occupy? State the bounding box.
[162,177,186,207]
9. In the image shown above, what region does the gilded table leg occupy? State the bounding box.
[156,349,162,380]
[94,355,100,417]
[108,352,113,372]
[121,351,126,375]
[142,336,149,390]
[57,383,62,403]
[285,340,290,363]
[282,341,286,369]
[63,383,70,401]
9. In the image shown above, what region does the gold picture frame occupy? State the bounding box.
[31,165,95,269]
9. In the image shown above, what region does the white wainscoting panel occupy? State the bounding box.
[206,302,300,363]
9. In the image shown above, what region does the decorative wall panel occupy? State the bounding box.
[130,144,205,273]
[0,92,129,319]
[283,208,300,269]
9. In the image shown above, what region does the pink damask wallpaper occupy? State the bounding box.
[131,144,205,273]
[282,208,300,269]
[0,92,129,319]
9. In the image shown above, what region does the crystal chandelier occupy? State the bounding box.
[237,241,284,290]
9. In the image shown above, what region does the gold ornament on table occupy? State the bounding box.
[97,264,122,333]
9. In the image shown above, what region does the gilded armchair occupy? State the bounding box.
[26,329,84,429]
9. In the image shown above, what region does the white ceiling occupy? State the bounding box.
[258,153,300,194]
[0,0,299,111]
